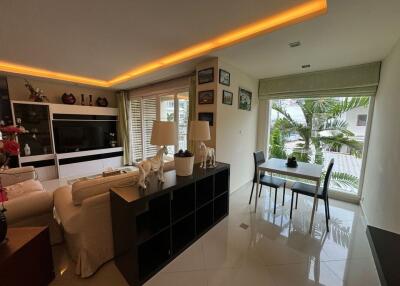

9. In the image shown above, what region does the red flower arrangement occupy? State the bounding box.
[0,125,25,169]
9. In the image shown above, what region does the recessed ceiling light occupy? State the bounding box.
[289,41,301,48]
[302,64,311,69]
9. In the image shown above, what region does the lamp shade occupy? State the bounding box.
[189,120,210,141]
[150,121,177,146]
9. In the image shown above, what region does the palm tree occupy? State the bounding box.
[269,122,287,159]
[271,97,369,189]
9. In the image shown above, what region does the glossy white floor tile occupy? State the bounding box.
[50,182,380,286]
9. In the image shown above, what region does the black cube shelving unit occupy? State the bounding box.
[110,163,230,286]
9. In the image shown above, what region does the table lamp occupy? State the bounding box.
[151,121,177,148]
[189,121,215,168]
[138,121,177,189]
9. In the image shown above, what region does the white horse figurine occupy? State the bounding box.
[199,142,216,169]
[138,146,168,189]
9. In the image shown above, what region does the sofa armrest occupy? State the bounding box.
[0,166,36,187]
[4,190,53,224]
[77,193,114,275]
[80,193,113,243]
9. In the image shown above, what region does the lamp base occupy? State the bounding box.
[199,141,216,169]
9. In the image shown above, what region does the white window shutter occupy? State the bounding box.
[130,97,143,162]
[142,97,158,158]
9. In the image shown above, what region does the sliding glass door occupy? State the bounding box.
[268,97,371,197]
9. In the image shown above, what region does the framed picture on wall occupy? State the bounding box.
[238,87,252,111]
[198,112,214,126]
[198,67,214,84]
[222,90,233,105]
[198,90,214,104]
[219,69,230,86]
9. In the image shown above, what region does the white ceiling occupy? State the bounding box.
[1,0,400,89]
[214,0,400,79]
[0,0,304,82]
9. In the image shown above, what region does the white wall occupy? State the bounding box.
[361,38,400,234]
[216,60,259,192]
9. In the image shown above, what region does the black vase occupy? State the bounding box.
[0,210,7,244]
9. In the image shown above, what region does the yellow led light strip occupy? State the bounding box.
[0,61,109,87]
[0,0,327,87]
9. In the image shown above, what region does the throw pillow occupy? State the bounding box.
[5,179,44,200]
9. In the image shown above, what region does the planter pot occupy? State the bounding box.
[0,210,7,244]
[174,156,194,176]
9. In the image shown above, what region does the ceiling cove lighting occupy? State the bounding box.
[0,0,327,87]
[0,61,109,87]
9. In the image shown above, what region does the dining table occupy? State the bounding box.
[255,158,323,234]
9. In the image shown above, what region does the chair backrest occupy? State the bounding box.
[322,159,334,198]
[253,151,266,182]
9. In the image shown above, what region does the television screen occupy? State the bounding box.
[53,120,117,153]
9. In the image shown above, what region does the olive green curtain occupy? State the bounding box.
[117,90,131,165]
[259,62,381,100]
[187,75,196,152]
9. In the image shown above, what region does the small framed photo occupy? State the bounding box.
[219,69,230,86]
[238,87,252,111]
[198,67,214,84]
[198,90,214,104]
[222,90,233,105]
[198,112,214,126]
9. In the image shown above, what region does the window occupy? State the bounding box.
[357,114,367,126]
[268,97,371,195]
[130,90,189,162]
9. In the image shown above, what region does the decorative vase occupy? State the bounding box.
[62,93,76,104]
[0,210,6,244]
[81,94,85,105]
[174,156,194,176]
[96,97,108,107]
[89,94,93,106]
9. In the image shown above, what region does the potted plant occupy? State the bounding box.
[174,149,194,176]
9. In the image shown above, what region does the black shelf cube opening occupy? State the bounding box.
[172,213,195,254]
[215,169,229,197]
[136,194,170,244]
[196,176,214,207]
[172,183,195,222]
[196,202,214,235]
[138,229,171,281]
[214,193,229,222]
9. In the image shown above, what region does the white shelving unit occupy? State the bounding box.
[11,100,122,181]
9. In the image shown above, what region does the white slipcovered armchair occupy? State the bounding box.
[0,166,62,244]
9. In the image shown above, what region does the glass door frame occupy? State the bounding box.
[265,96,375,203]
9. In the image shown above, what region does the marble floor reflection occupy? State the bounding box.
[50,183,380,286]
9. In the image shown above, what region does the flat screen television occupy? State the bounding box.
[53,119,117,153]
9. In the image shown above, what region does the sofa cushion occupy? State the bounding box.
[71,171,139,206]
[164,160,175,172]
[5,179,44,200]
[0,166,35,187]
[4,190,53,224]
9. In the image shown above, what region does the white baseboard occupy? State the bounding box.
[230,179,252,194]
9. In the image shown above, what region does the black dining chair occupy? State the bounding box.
[249,151,286,214]
[290,159,334,232]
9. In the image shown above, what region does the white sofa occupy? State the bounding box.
[1,166,62,244]
[53,162,174,278]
